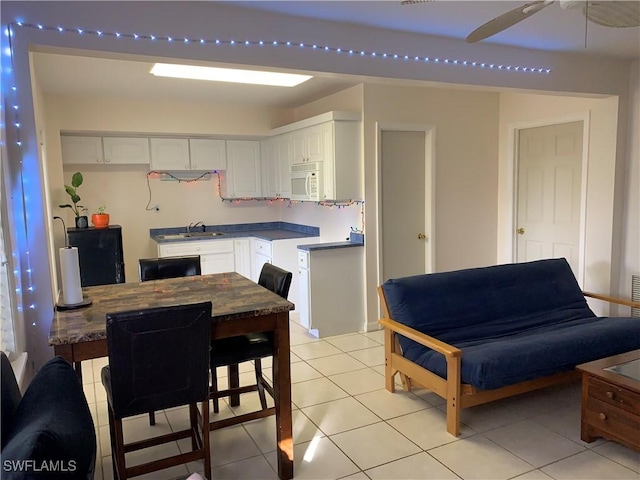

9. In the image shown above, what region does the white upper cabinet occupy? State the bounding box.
[270,112,362,201]
[61,136,104,164]
[261,134,291,198]
[224,140,262,198]
[102,137,150,165]
[320,120,362,201]
[291,125,323,165]
[189,138,226,171]
[150,138,190,170]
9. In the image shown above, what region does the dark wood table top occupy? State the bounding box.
[576,350,640,393]
[49,272,294,346]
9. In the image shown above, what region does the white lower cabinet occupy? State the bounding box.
[157,239,235,275]
[251,238,272,281]
[233,238,252,279]
[297,248,365,337]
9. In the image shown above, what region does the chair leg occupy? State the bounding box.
[210,367,220,413]
[201,400,211,480]
[148,410,156,426]
[255,359,267,410]
[109,407,127,480]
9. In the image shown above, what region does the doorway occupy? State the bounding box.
[378,124,435,284]
[515,120,585,279]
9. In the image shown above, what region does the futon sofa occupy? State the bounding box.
[379,258,640,436]
[1,353,96,479]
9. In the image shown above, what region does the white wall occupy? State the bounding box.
[621,60,640,307]
[498,92,623,313]
[361,83,500,327]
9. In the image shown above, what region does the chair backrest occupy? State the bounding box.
[138,256,201,282]
[1,352,21,447]
[258,263,292,299]
[105,302,212,418]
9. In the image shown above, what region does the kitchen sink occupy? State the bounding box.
[157,232,225,240]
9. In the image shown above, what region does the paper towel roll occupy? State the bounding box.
[59,247,83,305]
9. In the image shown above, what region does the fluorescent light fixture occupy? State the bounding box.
[150,63,312,87]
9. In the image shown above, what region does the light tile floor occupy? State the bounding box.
[84,318,640,480]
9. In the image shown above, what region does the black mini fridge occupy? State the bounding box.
[67,225,125,287]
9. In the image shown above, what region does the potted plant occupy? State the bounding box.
[59,171,88,228]
[91,205,110,229]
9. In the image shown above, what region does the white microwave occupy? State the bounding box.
[290,162,323,201]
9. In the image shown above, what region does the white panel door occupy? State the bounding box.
[516,121,583,275]
[150,138,190,170]
[381,130,429,281]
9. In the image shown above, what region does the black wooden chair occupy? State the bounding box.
[138,255,201,282]
[209,263,292,413]
[101,302,212,480]
[138,255,201,425]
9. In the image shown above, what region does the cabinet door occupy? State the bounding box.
[253,253,272,282]
[276,134,292,197]
[201,253,235,274]
[306,125,324,164]
[190,138,226,171]
[150,138,190,170]
[61,136,104,164]
[233,238,252,278]
[291,130,307,165]
[298,265,311,329]
[103,137,150,165]
[261,138,279,197]
[226,140,262,198]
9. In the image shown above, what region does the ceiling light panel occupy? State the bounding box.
[150,63,312,87]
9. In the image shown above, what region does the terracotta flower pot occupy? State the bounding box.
[91,213,110,229]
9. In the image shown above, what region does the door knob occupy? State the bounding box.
[516,227,525,235]
[418,233,427,240]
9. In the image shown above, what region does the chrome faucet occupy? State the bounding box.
[187,221,205,233]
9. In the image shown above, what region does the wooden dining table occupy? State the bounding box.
[49,272,294,480]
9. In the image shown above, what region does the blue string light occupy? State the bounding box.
[10,21,552,74]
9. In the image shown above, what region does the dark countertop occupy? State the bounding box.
[150,222,320,243]
[50,272,294,345]
[298,232,364,251]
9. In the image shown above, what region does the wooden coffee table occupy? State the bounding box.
[577,350,640,452]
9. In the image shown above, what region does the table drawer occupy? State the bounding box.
[584,397,640,444]
[588,377,640,415]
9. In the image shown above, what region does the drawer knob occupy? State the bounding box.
[606,391,614,400]
[598,413,607,421]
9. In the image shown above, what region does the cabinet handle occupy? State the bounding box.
[105,158,111,163]
[196,247,201,251]
[192,164,197,169]
[606,391,614,400]
[185,164,190,169]
[598,412,607,421]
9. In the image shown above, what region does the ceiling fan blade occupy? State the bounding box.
[466,0,554,43]
[583,1,640,28]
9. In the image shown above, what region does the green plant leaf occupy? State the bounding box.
[58,204,72,209]
[64,185,76,196]
[71,172,83,188]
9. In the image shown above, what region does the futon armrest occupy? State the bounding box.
[379,317,461,358]
[583,291,640,309]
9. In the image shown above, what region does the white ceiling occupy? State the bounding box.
[234,1,640,60]
[32,1,640,108]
